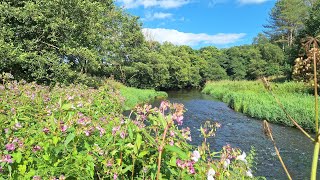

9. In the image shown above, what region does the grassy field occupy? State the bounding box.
[202,80,316,131]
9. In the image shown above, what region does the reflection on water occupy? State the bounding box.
[151,89,316,180]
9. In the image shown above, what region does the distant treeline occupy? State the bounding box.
[1,0,319,89]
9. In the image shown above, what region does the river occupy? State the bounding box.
[152,89,318,179]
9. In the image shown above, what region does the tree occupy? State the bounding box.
[0,0,143,85]
[264,0,308,48]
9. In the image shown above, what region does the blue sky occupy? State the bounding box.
[116,0,276,49]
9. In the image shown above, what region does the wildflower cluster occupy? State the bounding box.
[0,80,258,179]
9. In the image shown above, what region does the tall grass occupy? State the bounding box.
[202,80,316,131]
[113,81,167,110]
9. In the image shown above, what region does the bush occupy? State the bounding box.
[0,81,258,179]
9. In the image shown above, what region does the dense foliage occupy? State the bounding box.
[203,80,316,131]
[0,0,291,90]
[0,80,258,179]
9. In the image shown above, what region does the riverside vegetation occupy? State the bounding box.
[0,79,258,179]
[202,80,316,131]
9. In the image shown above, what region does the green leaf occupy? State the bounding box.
[61,103,73,111]
[128,125,133,140]
[53,136,59,146]
[18,164,27,175]
[164,145,188,160]
[169,156,177,167]
[138,150,149,158]
[122,165,133,173]
[64,133,75,147]
[142,130,156,146]
[42,154,50,161]
[12,151,22,163]
[135,133,142,153]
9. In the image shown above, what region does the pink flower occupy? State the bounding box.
[32,145,42,152]
[1,155,13,163]
[176,159,185,168]
[5,143,15,151]
[106,160,113,167]
[112,126,120,135]
[176,116,183,125]
[84,130,91,136]
[96,126,106,137]
[113,173,118,180]
[170,130,175,137]
[43,127,50,134]
[188,166,195,174]
[120,131,126,139]
[191,150,201,162]
[33,176,41,180]
[14,122,22,129]
[4,128,9,134]
[169,140,174,146]
[60,125,68,132]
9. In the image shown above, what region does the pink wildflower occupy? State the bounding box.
[5,143,15,151]
[1,155,13,163]
[32,145,42,152]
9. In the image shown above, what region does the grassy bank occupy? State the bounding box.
[202,80,316,131]
[112,81,167,110]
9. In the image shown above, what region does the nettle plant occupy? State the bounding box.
[0,80,256,179]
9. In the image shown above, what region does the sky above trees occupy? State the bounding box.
[116,0,276,48]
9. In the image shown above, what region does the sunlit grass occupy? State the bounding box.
[202,80,316,131]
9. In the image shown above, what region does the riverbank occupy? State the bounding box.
[202,80,316,131]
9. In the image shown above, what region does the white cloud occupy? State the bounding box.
[143,12,173,21]
[237,0,269,4]
[142,28,246,46]
[117,0,191,9]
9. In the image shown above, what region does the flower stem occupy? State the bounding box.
[311,48,319,180]
[156,123,170,180]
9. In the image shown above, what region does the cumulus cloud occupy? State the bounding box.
[237,0,269,4]
[143,12,173,21]
[117,0,191,9]
[142,28,246,46]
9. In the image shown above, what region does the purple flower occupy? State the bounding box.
[120,131,126,139]
[1,155,13,163]
[106,160,113,167]
[169,140,174,146]
[176,116,183,125]
[43,127,50,134]
[176,159,185,168]
[112,126,120,135]
[96,126,106,137]
[113,173,118,180]
[84,130,91,136]
[33,176,41,180]
[32,145,42,152]
[170,130,175,137]
[60,125,68,132]
[14,122,22,129]
[4,128,9,134]
[5,143,15,151]
[160,101,169,112]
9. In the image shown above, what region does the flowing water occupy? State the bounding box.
[151,89,317,180]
